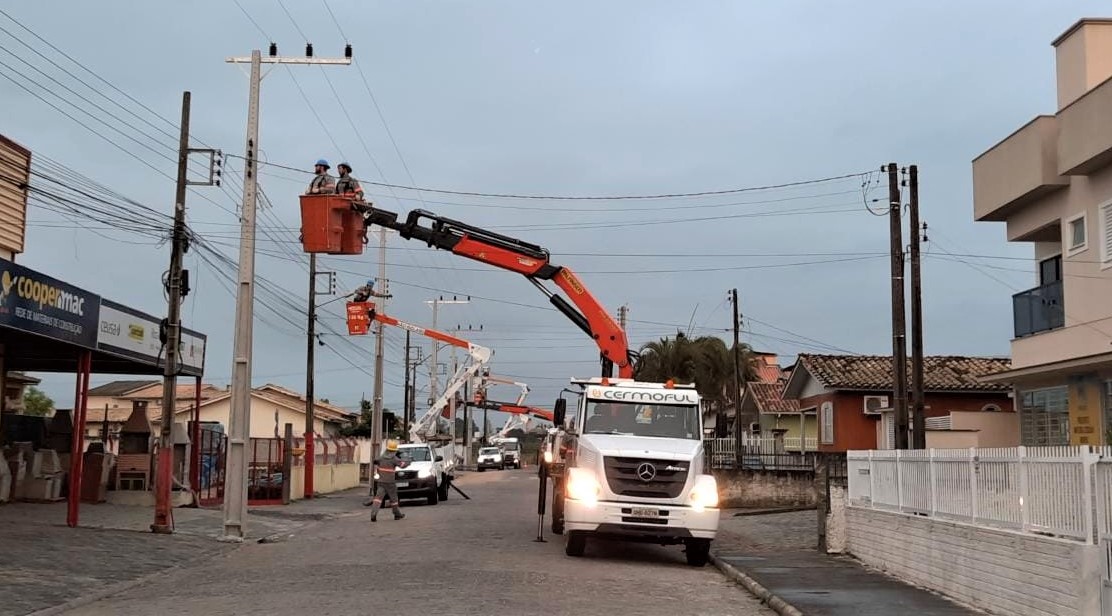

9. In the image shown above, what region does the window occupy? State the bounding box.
[820,402,834,444]
[1019,386,1069,446]
[1101,201,1112,268]
[1066,212,1087,255]
[1039,255,1062,286]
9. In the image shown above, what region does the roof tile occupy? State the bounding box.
[797,354,1012,392]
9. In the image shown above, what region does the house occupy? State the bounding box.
[3,371,41,413]
[712,350,784,437]
[971,18,1112,446]
[738,381,818,452]
[781,354,1015,451]
[83,380,224,451]
[165,383,356,439]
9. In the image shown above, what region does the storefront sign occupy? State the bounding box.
[0,258,99,347]
[96,300,206,376]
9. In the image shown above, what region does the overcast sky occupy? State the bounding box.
[1,1,1102,421]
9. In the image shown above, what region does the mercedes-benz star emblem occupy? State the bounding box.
[636,462,657,482]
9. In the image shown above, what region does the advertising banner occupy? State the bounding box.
[0,258,99,348]
[97,299,206,376]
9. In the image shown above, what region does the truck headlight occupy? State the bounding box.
[566,467,600,506]
[689,474,719,512]
[417,468,432,479]
[543,450,553,464]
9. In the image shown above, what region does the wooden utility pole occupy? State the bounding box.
[731,289,742,467]
[153,91,192,534]
[403,330,411,442]
[887,163,909,449]
[908,165,926,449]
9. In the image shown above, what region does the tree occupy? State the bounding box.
[340,400,391,438]
[22,386,54,416]
[634,332,759,434]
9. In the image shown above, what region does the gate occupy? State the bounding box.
[248,437,285,505]
[198,427,226,506]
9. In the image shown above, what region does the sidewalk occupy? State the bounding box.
[715,510,982,615]
[0,488,368,616]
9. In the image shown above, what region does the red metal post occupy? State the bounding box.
[66,351,91,528]
[190,376,201,502]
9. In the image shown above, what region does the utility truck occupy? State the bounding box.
[299,195,720,563]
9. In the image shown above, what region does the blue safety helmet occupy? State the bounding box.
[315,159,330,169]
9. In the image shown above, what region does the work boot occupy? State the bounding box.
[371,514,377,522]
[394,512,405,520]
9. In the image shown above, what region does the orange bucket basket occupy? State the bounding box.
[346,301,373,335]
[299,195,365,255]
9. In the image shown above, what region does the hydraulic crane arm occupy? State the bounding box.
[356,300,493,365]
[476,372,530,406]
[358,206,634,378]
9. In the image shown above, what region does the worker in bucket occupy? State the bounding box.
[305,159,336,195]
[334,162,364,201]
[366,439,407,521]
[352,279,391,303]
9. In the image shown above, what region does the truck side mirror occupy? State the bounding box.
[553,398,567,427]
[435,455,444,462]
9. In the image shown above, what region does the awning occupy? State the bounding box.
[0,258,206,376]
[977,350,1112,384]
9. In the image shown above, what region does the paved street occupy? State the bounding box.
[52,470,772,616]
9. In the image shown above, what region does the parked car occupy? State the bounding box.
[477,446,505,471]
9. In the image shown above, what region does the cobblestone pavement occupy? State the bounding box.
[57,471,773,616]
[715,509,818,553]
[0,490,371,615]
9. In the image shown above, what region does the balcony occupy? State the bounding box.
[1057,74,1112,175]
[972,116,1068,222]
[1013,281,1064,338]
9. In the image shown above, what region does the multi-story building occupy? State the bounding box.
[972,18,1112,446]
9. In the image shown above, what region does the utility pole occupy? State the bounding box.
[304,254,318,499]
[154,92,218,534]
[403,330,411,442]
[372,228,388,458]
[153,92,191,534]
[222,44,350,541]
[908,165,926,449]
[424,296,470,430]
[886,162,909,450]
[730,289,742,467]
[617,305,628,330]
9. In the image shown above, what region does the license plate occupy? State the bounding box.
[396,482,409,488]
[631,507,659,518]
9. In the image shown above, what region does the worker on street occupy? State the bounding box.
[305,159,336,194]
[367,439,407,521]
[334,162,364,200]
[352,279,391,303]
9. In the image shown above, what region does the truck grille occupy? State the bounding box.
[603,456,688,499]
[395,470,418,480]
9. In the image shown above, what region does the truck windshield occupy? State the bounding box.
[400,448,431,461]
[583,401,701,440]
[479,448,500,455]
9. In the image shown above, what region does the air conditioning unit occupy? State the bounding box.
[863,395,889,415]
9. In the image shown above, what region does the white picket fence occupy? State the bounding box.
[847,446,1112,544]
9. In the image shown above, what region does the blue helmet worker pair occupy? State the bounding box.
[314,159,353,172]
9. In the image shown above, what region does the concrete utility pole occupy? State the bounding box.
[886,162,909,450]
[424,296,470,424]
[154,91,219,534]
[908,165,926,449]
[372,228,388,458]
[222,45,350,541]
[617,305,628,330]
[403,330,411,442]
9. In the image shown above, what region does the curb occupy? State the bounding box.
[710,553,804,616]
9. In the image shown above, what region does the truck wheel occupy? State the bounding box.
[565,531,586,557]
[684,539,711,567]
[427,487,439,506]
[551,485,565,535]
[437,479,449,501]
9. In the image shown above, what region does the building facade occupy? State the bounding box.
[972,18,1112,446]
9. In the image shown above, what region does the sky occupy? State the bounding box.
[0,1,1103,423]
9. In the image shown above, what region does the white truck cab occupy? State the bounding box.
[546,378,719,566]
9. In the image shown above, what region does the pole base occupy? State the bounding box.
[150,524,173,534]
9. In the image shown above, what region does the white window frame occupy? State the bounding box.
[1100,200,1112,269]
[1065,211,1088,256]
[820,401,834,444]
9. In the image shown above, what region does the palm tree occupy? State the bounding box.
[634,332,759,436]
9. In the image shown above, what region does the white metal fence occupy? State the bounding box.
[705,434,818,470]
[847,446,1112,543]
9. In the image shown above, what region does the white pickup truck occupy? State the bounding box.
[544,378,719,566]
[392,443,451,505]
